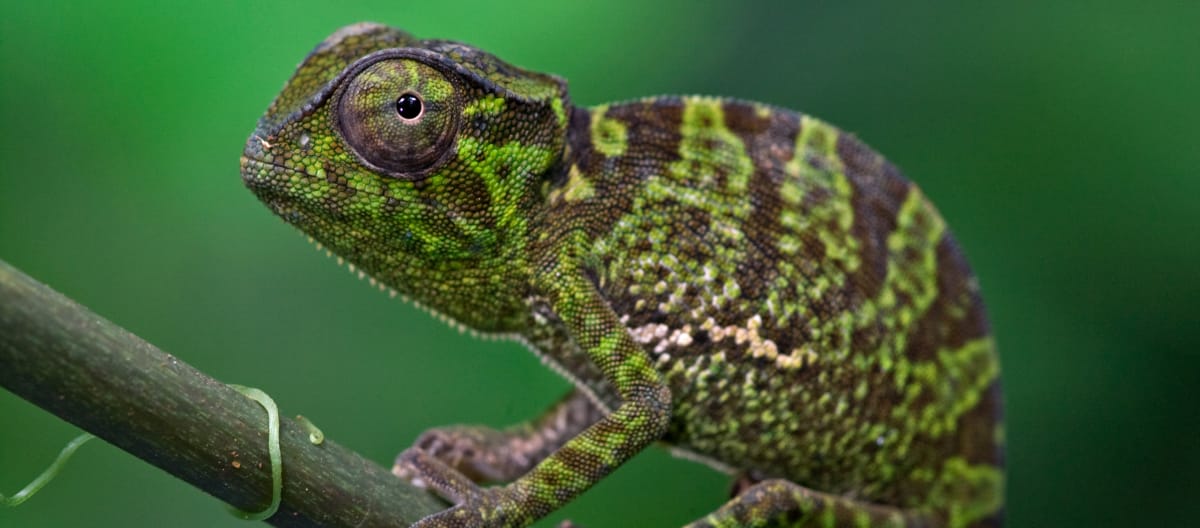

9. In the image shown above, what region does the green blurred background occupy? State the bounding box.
[2,1,1197,526]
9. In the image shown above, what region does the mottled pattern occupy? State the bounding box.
[242,24,1003,528]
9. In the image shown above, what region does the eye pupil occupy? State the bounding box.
[395,93,423,120]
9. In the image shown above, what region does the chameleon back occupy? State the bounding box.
[541,97,1004,525]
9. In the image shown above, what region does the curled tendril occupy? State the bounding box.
[227,384,282,521]
[296,415,325,445]
[1,432,95,507]
[3,386,325,520]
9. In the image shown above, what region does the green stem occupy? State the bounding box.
[0,258,445,527]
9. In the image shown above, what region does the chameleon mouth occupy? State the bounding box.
[239,131,320,178]
[239,132,319,200]
[240,155,291,190]
[239,155,304,180]
[239,154,312,221]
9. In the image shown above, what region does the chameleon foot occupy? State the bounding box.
[685,479,922,528]
[394,448,531,528]
[404,426,532,484]
[395,390,601,486]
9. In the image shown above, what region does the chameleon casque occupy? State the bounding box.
[241,23,1003,528]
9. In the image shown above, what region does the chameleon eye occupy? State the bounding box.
[336,58,459,178]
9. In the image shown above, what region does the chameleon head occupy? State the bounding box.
[241,23,570,328]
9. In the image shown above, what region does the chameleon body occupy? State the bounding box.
[241,23,1003,528]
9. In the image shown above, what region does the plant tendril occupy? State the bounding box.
[1,432,95,507]
[296,415,325,445]
[227,384,282,521]
[3,387,321,517]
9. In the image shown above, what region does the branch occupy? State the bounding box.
[0,258,445,526]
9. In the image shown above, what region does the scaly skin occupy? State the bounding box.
[241,23,1004,528]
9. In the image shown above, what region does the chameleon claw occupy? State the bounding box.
[393,447,482,503]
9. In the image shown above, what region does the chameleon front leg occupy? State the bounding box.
[394,389,603,484]
[398,271,672,527]
[686,479,930,528]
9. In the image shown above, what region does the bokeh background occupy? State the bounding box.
[2,1,1197,526]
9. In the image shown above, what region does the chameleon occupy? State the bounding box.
[240,23,1004,528]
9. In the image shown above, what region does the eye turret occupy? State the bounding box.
[336,58,460,178]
